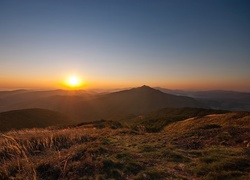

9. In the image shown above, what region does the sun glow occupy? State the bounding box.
[65,76,84,89]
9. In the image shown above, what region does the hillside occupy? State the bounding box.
[0,108,249,179]
[119,107,229,132]
[0,108,70,131]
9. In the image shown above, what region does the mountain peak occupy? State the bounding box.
[132,85,162,93]
[140,85,152,89]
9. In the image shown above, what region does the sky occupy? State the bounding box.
[0,0,250,91]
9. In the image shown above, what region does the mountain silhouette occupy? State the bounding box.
[90,85,206,119]
[0,85,206,122]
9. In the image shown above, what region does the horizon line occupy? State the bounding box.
[1,85,250,93]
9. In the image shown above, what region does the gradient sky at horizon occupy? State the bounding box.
[0,0,250,91]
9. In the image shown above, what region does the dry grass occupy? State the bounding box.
[0,111,250,179]
[0,127,100,179]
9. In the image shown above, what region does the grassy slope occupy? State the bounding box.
[120,107,229,132]
[0,109,249,179]
[0,108,71,131]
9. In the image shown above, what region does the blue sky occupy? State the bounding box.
[0,0,250,90]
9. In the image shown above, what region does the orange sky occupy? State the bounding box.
[1,75,250,92]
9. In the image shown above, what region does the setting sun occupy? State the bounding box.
[65,76,83,88]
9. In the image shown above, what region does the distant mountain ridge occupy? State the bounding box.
[156,88,250,111]
[0,85,206,122]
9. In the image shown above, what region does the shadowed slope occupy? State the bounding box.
[0,108,70,131]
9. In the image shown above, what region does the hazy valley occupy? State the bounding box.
[1,85,249,127]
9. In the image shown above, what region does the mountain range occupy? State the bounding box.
[0,85,249,127]
[0,85,205,122]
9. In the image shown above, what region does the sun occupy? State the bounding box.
[65,76,83,88]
